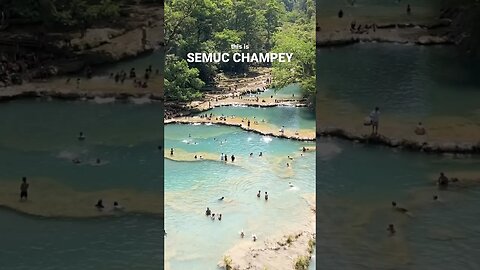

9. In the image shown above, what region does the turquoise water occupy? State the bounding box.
[202,106,315,131]
[318,44,480,119]
[0,210,162,270]
[256,84,304,99]
[0,100,162,190]
[0,100,162,269]
[317,138,480,269]
[165,123,315,269]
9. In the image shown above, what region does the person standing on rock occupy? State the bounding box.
[369,107,380,135]
[142,26,148,49]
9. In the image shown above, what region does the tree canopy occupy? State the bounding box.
[165,0,316,102]
[1,0,122,27]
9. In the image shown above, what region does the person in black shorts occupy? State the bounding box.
[20,177,29,201]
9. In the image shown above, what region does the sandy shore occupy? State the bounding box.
[317,21,453,47]
[316,4,458,48]
[166,112,315,142]
[0,178,162,218]
[0,74,164,102]
[219,194,316,270]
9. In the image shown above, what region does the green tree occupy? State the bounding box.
[264,0,285,50]
[165,55,205,101]
[271,21,315,103]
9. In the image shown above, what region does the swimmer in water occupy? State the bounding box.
[433,195,439,201]
[265,192,268,201]
[415,122,426,135]
[387,224,396,235]
[113,201,124,210]
[391,201,408,213]
[257,190,261,198]
[218,214,222,221]
[95,199,104,210]
[289,182,294,187]
[206,207,211,216]
[96,158,101,164]
[288,156,293,160]
[78,132,86,141]
[219,196,224,201]
[211,213,216,220]
[259,152,263,157]
[437,172,449,188]
[286,163,290,167]
[72,158,81,164]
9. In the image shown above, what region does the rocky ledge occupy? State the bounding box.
[319,127,480,154]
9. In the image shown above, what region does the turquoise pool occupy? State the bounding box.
[201,105,315,131]
[165,110,315,269]
[317,138,480,269]
[0,100,162,269]
[318,44,480,120]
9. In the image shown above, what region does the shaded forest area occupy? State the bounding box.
[164,0,316,102]
[0,0,163,86]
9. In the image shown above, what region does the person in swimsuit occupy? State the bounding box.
[438,172,449,188]
[391,201,409,213]
[206,207,211,216]
[113,201,125,211]
[415,122,426,135]
[78,131,86,141]
[20,177,29,201]
[387,224,396,235]
[95,199,104,210]
[257,190,261,198]
[264,192,269,201]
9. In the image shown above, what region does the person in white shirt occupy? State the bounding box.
[369,107,380,134]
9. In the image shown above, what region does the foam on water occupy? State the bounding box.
[204,104,315,132]
[0,100,162,268]
[165,123,315,269]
